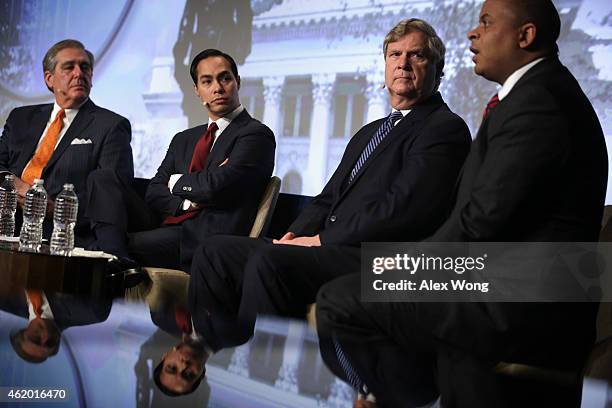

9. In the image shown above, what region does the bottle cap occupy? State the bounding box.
[63,183,74,191]
[33,179,44,185]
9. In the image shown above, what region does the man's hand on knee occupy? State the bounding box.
[273,233,321,247]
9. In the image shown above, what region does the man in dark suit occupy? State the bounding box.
[88,49,275,270]
[316,1,609,407]
[188,19,471,347]
[149,302,211,397]
[0,39,133,247]
[0,289,112,363]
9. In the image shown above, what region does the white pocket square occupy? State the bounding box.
[70,138,93,145]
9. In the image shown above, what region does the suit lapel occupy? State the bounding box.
[44,99,95,173]
[330,119,382,190]
[16,105,53,175]
[453,112,492,206]
[205,109,250,170]
[185,124,207,172]
[345,112,415,188]
[340,92,445,197]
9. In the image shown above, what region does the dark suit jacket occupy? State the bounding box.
[428,57,609,369]
[433,58,607,242]
[289,92,471,245]
[145,109,275,268]
[0,291,112,331]
[0,99,134,242]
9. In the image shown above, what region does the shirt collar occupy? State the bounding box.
[391,108,411,125]
[25,291,54,321]
[52,102,79,124]
[208,104,244,134]
[498,58,546,101]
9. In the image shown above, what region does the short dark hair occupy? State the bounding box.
[189,49,239,85]
[153,358,205,397]
[510,0,561,54]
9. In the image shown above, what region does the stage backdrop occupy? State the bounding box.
[1,0,611,202]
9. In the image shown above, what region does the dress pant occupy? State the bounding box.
[189,234,361,343]
[86,168,181,268]
[316,273,439,408]
[317,273,594,408]
[128,226,181,270]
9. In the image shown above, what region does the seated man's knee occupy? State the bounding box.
[316,277,359,334]
[244,244,285,280]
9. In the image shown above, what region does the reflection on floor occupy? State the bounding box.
[0,299,354,408]
[0,297,610,407]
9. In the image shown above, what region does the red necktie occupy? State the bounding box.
[482,94,499,120]
[163,122,218,225]
[27,290,43,318]
[175,305,192,335]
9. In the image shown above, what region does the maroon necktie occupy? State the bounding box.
[175,305,192,335]
[163,122,218,225]
[482,94,500,120]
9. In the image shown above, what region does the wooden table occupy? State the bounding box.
[0,242,112,297]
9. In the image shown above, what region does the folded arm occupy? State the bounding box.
[171,127,275,208]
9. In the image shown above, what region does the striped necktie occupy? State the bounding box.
[482,93,499,120]
[333,338,366,393]
[348,111,403,184]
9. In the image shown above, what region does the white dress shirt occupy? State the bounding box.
[497,58,545,101]
[391,108,411,124]
[36,102,81,150]
[26,291,54,321]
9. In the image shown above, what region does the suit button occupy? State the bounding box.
[188,187,192,191]
[330,215,337,222]
[182,186,187,191]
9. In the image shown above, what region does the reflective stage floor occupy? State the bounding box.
[0,296,356,408]
[0,266,610,408]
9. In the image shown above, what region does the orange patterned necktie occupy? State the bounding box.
[27,290,43,318]
[22,109,65,185]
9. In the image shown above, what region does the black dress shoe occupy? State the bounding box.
[106,257,147,288]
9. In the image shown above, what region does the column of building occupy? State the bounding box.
[274,321,306,392]
[262,76,285,141]
[228,342,251,377]
[305,73,336,195]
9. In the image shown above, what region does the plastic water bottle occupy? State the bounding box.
[50,184,78,256]
[19,179,47,253]
[0,174,17,237]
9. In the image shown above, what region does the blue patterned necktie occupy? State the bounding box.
[348,111,404,184]
[333,338,364,391]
